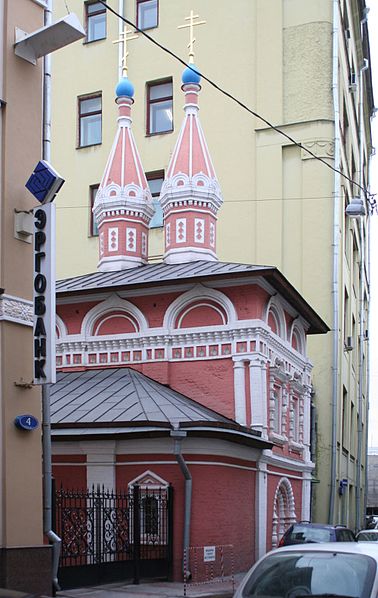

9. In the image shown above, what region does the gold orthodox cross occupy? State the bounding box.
[178,10,206,64]
[113,26,138,76]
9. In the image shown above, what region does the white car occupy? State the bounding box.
[357,529,378,542]
[234,542,378,598]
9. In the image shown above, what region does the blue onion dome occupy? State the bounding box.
[182,64,201,85]
[115,76,134,98]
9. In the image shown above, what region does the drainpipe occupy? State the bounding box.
[170,429,192,580]
[355,53,369,531]
[42,0,61,591]
[329,0,340,524]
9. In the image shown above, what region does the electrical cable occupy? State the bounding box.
[97,0,376,214]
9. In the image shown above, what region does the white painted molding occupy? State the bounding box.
[233,360,247,426]
[264,295,287,341]
[272,477,297,548]
[255,460,268,559]
[56,314,68,340]
[0,294,33,327]
[163,284,237,330]
[81,293,149,337]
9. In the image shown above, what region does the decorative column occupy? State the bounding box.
[301,471,312,522]
[255,458,268,559]
[303,384,312,462]
[249,356,268,437]
[233,359,247,426]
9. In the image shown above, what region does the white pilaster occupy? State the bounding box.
[301,471,312,521]
[255,458,268,559]
[249,356,268,437]
[233,359,247,426]
[303,386,312,462]
[82,441,116,491]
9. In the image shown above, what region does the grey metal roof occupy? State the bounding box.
[51,367,237,426]
[56,260,329,334]
[56,261,267,294]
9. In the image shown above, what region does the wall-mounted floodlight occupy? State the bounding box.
[14,13,85,65]
[345,196,366,218]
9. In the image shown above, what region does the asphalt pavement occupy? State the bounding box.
[56,574,244,598]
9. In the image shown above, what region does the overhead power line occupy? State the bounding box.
[97,0,376,214]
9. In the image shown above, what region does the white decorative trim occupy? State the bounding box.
[176,218,186,243]
[289,319,306,356]
[264,295,287,341]
[160,172,223,213]
[81,294,148,337]
[128,470,169,489]
[194,218,205,243]
[164,246,218,263]
[255,460,268,559]
[165,223,171,247]
[163,285,237,330]
[210,222,215,247]
[98,254,146,271]
[249,356,268,436]
[141,232,147,257]
[233,360,247,426]
[126,227,136,252]
[0,294,33,327]
[272,477,296,548]
[108,227,119,252]
[56,314,68,340]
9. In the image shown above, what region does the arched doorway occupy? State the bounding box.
[272,477,296,548]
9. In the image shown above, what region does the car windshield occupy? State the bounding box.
[241,551,376,598]
[357,532,378,542]
[288,525,333,543]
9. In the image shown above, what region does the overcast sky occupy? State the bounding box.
[366,0,377,446]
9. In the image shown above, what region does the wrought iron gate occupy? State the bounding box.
[54,484,173,589]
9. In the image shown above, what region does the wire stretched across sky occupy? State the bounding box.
[97,0,376,214]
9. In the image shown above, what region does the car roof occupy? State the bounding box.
[357,529,378,534]
[291,522,353,531]
[270,542,378,557]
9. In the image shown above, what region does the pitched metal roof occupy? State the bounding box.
[56,261,329,334]
[51,367,237,425]
[56,261,266,294]
[50,368,272,449]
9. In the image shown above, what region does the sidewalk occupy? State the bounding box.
[57,573,245,598]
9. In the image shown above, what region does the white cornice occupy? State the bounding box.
[0,294,33,327]
[262,449,314,474]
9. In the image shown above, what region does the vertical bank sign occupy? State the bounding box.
[33,203,56,384]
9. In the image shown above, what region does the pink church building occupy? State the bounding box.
[51,64,328,588]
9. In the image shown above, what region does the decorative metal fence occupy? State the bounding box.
[54,484,173,589]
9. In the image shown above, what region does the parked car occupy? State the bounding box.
[357,529,378,542]
[234,543,378,598]
[278,522,356,546]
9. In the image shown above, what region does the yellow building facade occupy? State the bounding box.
[51,0,373,530]
[0,1,51,593]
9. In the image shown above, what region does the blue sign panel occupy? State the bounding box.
[25,160,64,204]
[14,414,39,431]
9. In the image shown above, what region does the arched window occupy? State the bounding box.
[128,471,169,544]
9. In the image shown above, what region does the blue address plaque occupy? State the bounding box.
[14,414,39,431]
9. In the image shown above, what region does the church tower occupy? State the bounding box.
[160,13,223,264]
[93,29,154,272]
